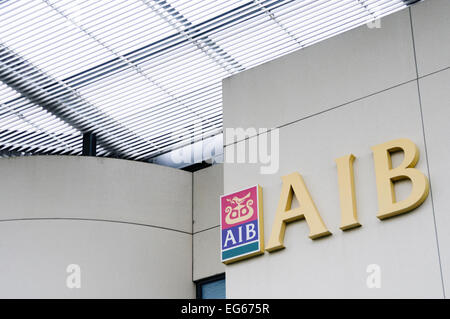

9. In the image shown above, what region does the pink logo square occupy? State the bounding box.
[221,186,259,230]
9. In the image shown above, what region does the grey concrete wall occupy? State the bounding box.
[0,156,194,298]
[193,164,225,281]
[222,0,450,298]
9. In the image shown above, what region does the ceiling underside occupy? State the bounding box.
[0,0,419,162]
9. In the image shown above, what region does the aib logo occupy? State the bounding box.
[220,185,264,264]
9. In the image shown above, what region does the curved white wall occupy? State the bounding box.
[0,156,194,298]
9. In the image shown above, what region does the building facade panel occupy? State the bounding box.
[411,0,450,77]
[193,228,224,282]
[0,156,192,233]
[419,67,450,297]
[224,82,442,298]
[0,220,194,298]
[193,163,225,282]
[193,164,223,233]
[222,9,416,139]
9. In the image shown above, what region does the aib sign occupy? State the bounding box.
[220,185,264,264]
[219,138,431,265]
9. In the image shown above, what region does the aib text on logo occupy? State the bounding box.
[220,185,264,264]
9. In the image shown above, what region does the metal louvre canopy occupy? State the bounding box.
[0,0,419,163]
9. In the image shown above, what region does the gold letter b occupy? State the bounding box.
[371,138,429,220]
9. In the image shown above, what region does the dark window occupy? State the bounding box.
[195,273,225,299]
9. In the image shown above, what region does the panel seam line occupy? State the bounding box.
[0,217,192,235]
[409,6,446,299]
[193,225,220,235]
